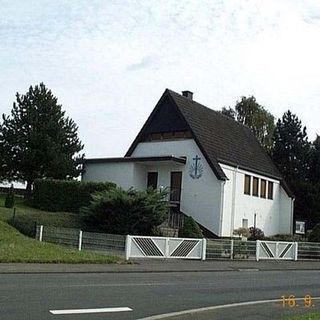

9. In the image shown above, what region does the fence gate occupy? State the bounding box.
[126,235,206,260]
[256,240,298,261]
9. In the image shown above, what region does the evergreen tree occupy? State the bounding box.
[310,135,320,184]
[0,83,84,196]
[272,110,310,184]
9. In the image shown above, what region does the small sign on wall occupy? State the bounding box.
[189,155,203,179]
[295,220,306,235]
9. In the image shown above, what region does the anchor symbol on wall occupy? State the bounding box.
[189,155,203,179]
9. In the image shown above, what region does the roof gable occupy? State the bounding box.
[125,89,293,197]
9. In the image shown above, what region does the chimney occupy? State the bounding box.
[182,90,193,100]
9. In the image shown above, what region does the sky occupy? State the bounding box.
[0,0,320,159]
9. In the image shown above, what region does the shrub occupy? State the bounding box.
[265,234,302,242]
[179,216,203,238]
[8,216,37,238]
[248,227,265,240]
[81,187,168,235]
[308,224,320,242]
[233,227,249,238]
[33,179,115,213]
[5,187,15,208]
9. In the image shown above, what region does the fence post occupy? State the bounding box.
[125,235,131,260]
[294,242,298,261]
[256,240,260,261]
[230,239,234,260]
[78,230,83,251]
[165,238,170,258]
[201,238,207,261]
[39,225,43,242]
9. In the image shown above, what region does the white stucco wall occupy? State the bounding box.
[131,140,222,235]
[220,163,292,237]
[82,162,136,190]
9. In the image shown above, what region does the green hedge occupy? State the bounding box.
[33,179,115,213]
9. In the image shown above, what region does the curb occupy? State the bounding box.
[0,267,319,274]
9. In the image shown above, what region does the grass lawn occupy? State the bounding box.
[283,313,320,319]
[0,193,83,236]
[0,220,122,263]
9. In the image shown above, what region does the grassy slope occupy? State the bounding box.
[0,220,121,263]
[0,194,83,231]
[283,313,320,320]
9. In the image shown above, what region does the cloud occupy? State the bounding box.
[0,0,320,158]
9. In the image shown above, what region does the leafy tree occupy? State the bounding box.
[0,83,84,196]
[81,187,168,235]
[272,110,310,184]
[221,107,236,119]
[220,96,275,149]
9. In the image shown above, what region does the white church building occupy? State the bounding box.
[82,89,294,237]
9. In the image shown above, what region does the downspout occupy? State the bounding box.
[291,198,295,234]
[219,180,226,237]
[230,166,239,236]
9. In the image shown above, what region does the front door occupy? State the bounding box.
[147,172,158,189]
[170,171,182,202]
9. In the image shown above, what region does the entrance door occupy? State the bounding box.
[170,171,182,202]
[147,172,158,189]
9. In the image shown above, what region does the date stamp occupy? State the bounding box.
[281,295,315,308]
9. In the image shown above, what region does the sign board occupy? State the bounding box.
[295,220,306,235]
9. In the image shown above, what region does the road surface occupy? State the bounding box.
[1,270,320,319]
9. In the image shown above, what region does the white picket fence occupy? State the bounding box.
[36,225,320,261]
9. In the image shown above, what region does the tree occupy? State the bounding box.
[81,187,168,235]
[310,135,320,184]
[221,107,236,119]
[0,83,84,196]
[272,110,310,184]
[271,111,316,224]
[220,96,275,149]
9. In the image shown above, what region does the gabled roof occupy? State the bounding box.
[126,89,294,198]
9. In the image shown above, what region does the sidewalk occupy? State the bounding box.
[0,259,319,274]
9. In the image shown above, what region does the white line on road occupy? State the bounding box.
[138,297,320,320]
[50,307,132,315]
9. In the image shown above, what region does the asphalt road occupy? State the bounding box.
[1,270,320,320]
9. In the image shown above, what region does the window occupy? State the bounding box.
[242,218,248,229]
[150,133,162,141]
[147,172,158,189]
[268,181,274,200]
[260,179,266,198]
[244,175,251,195]
[162,132,173,140]
[252,177,259,197]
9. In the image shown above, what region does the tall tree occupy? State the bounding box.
[310,135,320,184]
[272,110,310,184]
[220,96,275,149]
[0,83,84,196]
[235,96,275,149]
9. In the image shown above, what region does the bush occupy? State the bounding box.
[179,216,203,238]
[8,216,37,238]
[248,227,265,240]
[33,179,115,213]
[308,224,320,242]
[81,187,168,235]
[5,187,15,208]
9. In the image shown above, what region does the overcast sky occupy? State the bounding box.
[1,0,320,158]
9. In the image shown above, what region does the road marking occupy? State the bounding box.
[50,307,132,315]
[138,297,320,320]
[238,268,260,272]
